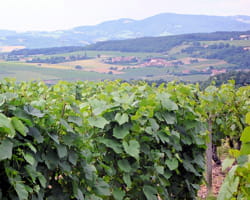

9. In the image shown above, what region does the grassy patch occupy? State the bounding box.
[168,44,190,54]
[0,61,113,81]
[118,66,171,80]
[201,40,250,47]
[30,50,162,59]
[197,196,217,200]
[175,74,210,82]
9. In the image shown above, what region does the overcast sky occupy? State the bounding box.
[0,0,249,31]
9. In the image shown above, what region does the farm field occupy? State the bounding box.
[201,39,250,47]
[0,61,113,82]
[30,50,162,59]
[59,58,125,74]
[1,37,249,82]
[0,52,232,82]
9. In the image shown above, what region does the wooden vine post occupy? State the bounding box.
[206,117,213,195]
[198,85,222,197]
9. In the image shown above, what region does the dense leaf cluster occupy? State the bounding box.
[193,82,249,194]
[218,112,250,199]
[201,71,250,88]
[81,81,207,199]
[199,83,250,148]
[0,80,107,200]
[0,79,207,199]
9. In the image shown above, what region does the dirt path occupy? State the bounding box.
[197,163,226,198]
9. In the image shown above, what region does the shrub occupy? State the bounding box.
[82,82,207,199]
[0,80,207,200]
[218,112,250,200]
[0,90,108,200]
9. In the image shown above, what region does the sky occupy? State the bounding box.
[0,0,249,31]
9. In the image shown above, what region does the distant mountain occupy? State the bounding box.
[1,13,250,48]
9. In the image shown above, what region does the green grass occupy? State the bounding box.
[0,60,212,82]
[0,61,113,81]
[201,40,250,47]
[0,70,57,81]
[2,47,225,82]
[115,66,210,82]
[168,44,190,54]
[117,66,173,80]
[0,61,37,68]
[184,59,233,70]
[197,196,216,200]
[176,74,210,82]
[31,50,162,59]
[172,52,191,59]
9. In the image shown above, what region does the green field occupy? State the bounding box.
[0,62,113,82]
[1,38,248,82]
[0,53,225,82]
[201,40,250,47]
[31,50,162,59]
[1,59,212,82]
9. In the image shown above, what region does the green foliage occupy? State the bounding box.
[0,80,109,199]
[81,81,207,199]
[0,79,208,199]
[26,54,89,64]
[199,82,250,147]
[2,79,248,199]
[201,71,250,88]
[218,112,250,200]
[9,46,85,56]
[182,44,250,69]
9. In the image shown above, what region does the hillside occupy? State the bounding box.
[84,30,250,52]
[9,31,250,71]
[1,13,250,48]
[9,30,250,55]
[1,30,249,83]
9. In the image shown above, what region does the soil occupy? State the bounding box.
[197,162,226,199]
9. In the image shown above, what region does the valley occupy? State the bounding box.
[1,30,249,83]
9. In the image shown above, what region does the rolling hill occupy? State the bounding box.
[2,30,249,83]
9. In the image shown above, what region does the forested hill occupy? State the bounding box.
[84,30,250,52]
[9,30,250,55]
[9,46,85,56]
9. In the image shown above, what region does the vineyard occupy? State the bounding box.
[0,79,249,199]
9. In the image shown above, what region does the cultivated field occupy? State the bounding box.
[201,40,250,47]
[1,38,249,82]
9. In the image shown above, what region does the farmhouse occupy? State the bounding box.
[211,69,227,76]
[239,35,250,40]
